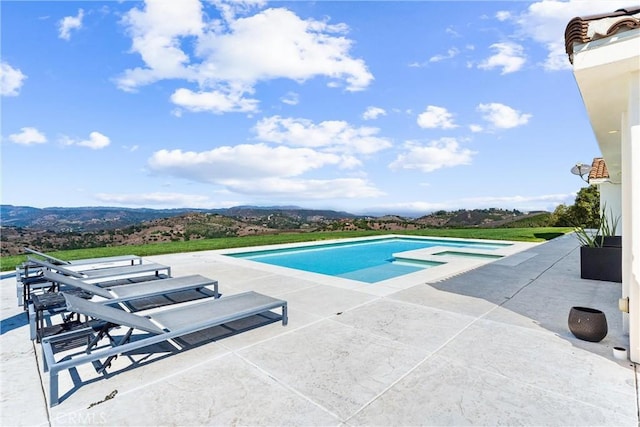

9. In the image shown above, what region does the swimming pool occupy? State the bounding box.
[226,237,510,283]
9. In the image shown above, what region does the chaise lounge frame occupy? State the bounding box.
[29,270,220,340]
[23,247,142,267]
[17,250,143,306]
[25,257,171,281]
[42,292,288,407]
[20,257,172,307]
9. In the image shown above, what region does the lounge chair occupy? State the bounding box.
[23,247,142,267]
[17,250,143,306]
[41,270,218,303]
[25,257,171,280]
[42,291,288,406]
[19,257,172,307]
[29,270,220,340]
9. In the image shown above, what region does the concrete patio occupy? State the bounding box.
[1,233,638,426]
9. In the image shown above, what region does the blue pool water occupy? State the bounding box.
[228,237,508,283]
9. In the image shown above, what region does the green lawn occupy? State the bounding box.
[0,227,573,272]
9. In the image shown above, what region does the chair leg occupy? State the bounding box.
[87,323,114,352]
[28,303,37,341]
[96,328,134,374]
[50,371,59,407]
[282,304,288,326]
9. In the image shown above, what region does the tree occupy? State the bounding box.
[569,185,600,228]
[550,204,572,227]
[551,185,600,227]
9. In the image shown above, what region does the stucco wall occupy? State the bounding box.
[599,181,622,235]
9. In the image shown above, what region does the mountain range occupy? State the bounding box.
[0,204,356,232]
[0,205,550,256]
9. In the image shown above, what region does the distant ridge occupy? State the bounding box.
[0,205,552,256]
[0,204,356,232]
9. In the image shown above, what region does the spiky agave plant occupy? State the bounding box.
[574,203,620,247]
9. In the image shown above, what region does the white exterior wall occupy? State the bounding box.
[621,71,640,363]
[598,182,622,235]
[571,27,639,363]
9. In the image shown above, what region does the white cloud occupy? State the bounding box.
[0,62,27,96]
[254,116,392,156]
[221,177,384,199]
[417,106,457,129]
[8,127,47,145]
[511,0,634,71]
[148,144,341,182]
[370,192,575,215]
[496,11,512,22]
[445,27,460,38]
[196,7,372,90]
[478,42,526,74]
[170,88,259,114]
[389,138,476,173]
[58,9,84,40]
[147,143,383,199]
[469,124,484,133]
[477,103,531,129]
[146,113,392,201]
[455,193,575,211]
[117,0,204,89]
[362,106,386,120]
[280,91,299,106]
[117,2,373,113]
[95,192,213,207]
[429,47,459,63]
[337,155,363,169]
[212,0,266,22]
[61,131,111,149]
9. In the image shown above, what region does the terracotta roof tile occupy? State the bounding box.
[565,7,640,63]
[588,157,609,181]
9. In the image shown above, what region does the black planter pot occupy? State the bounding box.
[580,245,622,282]
[568,306,608,342]
[594,235,622,248]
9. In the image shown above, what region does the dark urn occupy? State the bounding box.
[568,306,608,342]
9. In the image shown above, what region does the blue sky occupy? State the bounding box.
[1,0,634,216]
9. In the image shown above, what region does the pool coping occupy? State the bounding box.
[216,234,540,297]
